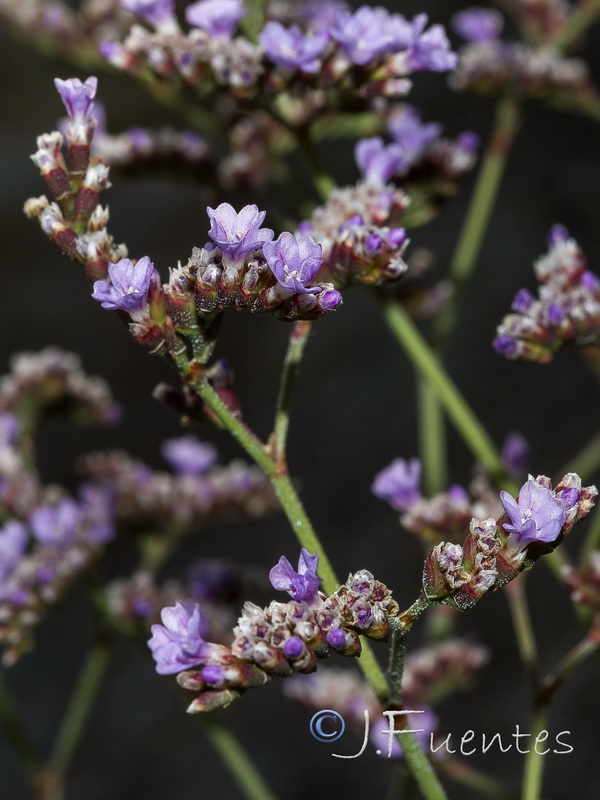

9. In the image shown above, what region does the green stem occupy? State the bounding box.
[440,758,517,800]
[417,377,447,495]
[537,634,600,705]
[386,618,407,706]
[547,0,600,50]
[200,716,278,800]
[0,669,42,779]
[271,321,312,468]
[380,298,516,489]
[435,97,521,345]
[521,706,548,800]
[505,577,538,687]
[49,638,112,776]
[400,729,449,800]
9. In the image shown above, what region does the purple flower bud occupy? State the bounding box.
[161,436,217,476]
[409,15,457,72]
[365,233,383,255]
[30,499,81,546]
[0,521,27,579]
[355,137,407,184]
[547,224,569,247]
[501,433,530,481]
[456,131,480,153]
[448,485,469,503]
[452,7,504,43]
[372,458,421,511]
[54,77,98,122]
[318,288,343,310]
[263,232,323,294]
[283,636,305,659]
[201,664,225,684]
[207,203,273,263]
[185,0,245,38]
[148,601,209,675]
[493,334,518,357]
[91,256,157,312]
[546,303,564,325]
[387,228,407,248]
[558,488,580,509]
[269,548,320,603]
[121,0,177,31]
[387,106,442,164]
[580,271,600,292]
[326,628,347,649]
[338,214,364,233]
[512,288,535,313]
[500,479,567,546]
[259,22,329,74]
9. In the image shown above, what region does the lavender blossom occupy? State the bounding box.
[269,548,320,603]
[54,77,98,122]
[452,7,504,43]
[500,479,566,546]
[148,601,210,674]
[355,137,407,184]
[301,1,349,32]
[408,15,457,72]
[331,6,410,66]
[263,232,323,294]
[30,499,81,546]
[185,0,245,38]
[206,203,273,263]
[0,521,27,579]
[259,23,329,74]
[91,256,157,311]
[387,106,442,165]
[372,458,422,511]
[121,0,178,32]
[161,436,218,476]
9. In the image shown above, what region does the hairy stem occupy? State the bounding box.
[200,716,279,800]
[386,617,407,706]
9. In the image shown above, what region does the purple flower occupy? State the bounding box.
[372,458,421,511]
[547,224,569,248]
[452,7,504,43]
[185,0,245,38]
[121,0,177,31]
[500,479,566,546]
[207,203,273,263]
[259,22,328,74]
[30,499,81,546]
[387,106,442,165]
[161,436,217,476]
[54,77,98,122]
[79,484,116,544]
[0,413,20,448]
[91,256,157,312]
[148,601,209,675]
[493,334,519,357]
[269,548,320,603]
[263,232,323,294]
[409,14,457,72]
[512,288,535,313]
[370,707,437,758]
[501,433,531,481]
[331,6,410,66]
[355,137,407,184]
[0,521,27,578]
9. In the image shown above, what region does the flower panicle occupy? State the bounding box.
[148,553,399,713]
[421,473,597,613]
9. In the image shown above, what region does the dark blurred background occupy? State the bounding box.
[2,0,600,797]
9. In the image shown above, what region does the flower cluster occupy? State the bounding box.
[422,474,596,612]
[493,227,600,362]
[450,6,600,116]
[148,551,399,711]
